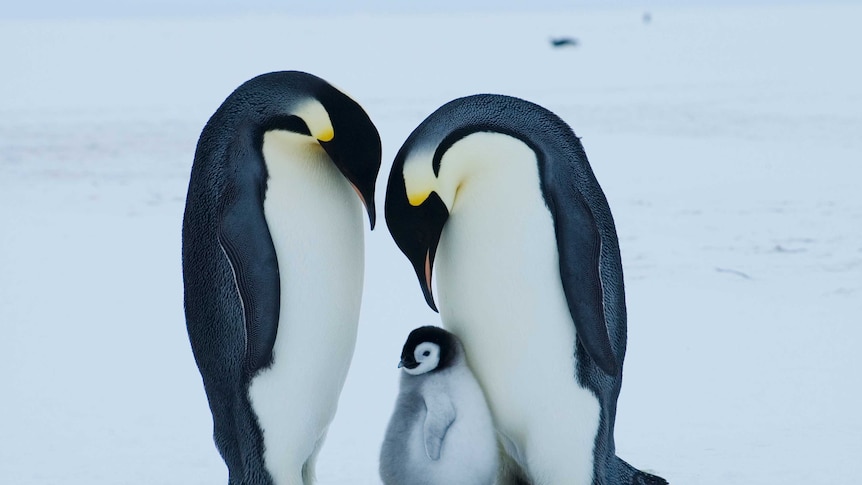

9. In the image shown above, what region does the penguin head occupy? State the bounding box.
[309,84,382,229]
[385,95,545,310]
[398,326,461,375]
[239,71,382,228]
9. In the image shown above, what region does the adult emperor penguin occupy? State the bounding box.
[384,95,666,485]
[182,71,380,485]
[380,326,498,485]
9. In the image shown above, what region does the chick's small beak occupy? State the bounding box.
[399,357,420,370]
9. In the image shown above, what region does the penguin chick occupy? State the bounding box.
[380,326,498,485]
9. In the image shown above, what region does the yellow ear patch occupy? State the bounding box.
[316,126,334,143]
[292,99,334,142]
[408,188,433,207]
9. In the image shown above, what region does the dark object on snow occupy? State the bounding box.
[550,37,579,48]
[643,12,652,24]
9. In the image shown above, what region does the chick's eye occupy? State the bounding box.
[423,350,431,357]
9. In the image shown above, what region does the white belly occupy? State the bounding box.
[434,138,600,485]
[249,130,364,484]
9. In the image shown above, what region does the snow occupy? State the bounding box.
[1,2,860,483]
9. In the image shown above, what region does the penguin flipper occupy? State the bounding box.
[422,392,456,460]
[218,181,281,374]
[551,186,619,375]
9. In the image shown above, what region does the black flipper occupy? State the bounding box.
[550,184,619,376]
[218,177,280,375]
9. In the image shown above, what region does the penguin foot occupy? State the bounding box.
[632,470,669,485]
[614,456,668,485]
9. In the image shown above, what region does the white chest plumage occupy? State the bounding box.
[248,130,364,484]
[433,133,601,485]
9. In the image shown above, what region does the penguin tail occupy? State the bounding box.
[614,456,669,485]
[633,470,669,485]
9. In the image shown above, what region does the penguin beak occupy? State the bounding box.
[319,139,380,230]
[385,164,449,312]
[313,93,382,230]
[398,357,420,370]
[349,180,377,230]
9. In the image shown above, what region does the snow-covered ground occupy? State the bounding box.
[1,3,860,484]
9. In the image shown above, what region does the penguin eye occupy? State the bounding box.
[423,350,431,357]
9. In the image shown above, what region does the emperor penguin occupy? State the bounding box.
[384,95,667,485]
[380,326,498,485]
[182,71,381,485]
